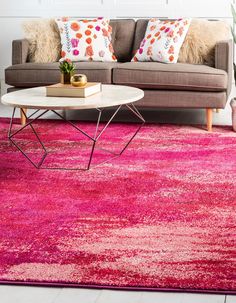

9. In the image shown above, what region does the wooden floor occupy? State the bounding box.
[0,285,235,303]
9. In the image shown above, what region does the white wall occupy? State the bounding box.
[0,0,234,81]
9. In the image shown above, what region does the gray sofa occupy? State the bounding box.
[5,19,233,131]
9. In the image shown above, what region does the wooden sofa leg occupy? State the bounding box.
[206,108,213,132]
[20,108,27,125]
[216,109,220,113]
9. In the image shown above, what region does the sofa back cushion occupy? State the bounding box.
[110,19,136,62]
[132,19,149,57]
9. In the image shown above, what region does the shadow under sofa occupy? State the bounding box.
[5,19,233,131]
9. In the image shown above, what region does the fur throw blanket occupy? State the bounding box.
[178,19,231,66]
[23,19,61,63]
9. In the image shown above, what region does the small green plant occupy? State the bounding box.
[59,59,75,74]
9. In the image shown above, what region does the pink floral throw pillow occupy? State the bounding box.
[56,17,117,62]
[133,18,191,64]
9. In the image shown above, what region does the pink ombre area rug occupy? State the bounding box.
[0,118,236,294]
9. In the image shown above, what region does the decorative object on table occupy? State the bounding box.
[0,120,235,293]
[46,82,101,98]
[133,18,191,63]
[59,59,75,84]
[230,98,236,131]
[70,74,88,87]
[55,17,117,62]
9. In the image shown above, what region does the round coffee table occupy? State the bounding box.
[1,85,145,170]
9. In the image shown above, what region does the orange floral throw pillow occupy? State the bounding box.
[56,17,117,62]
[133,18,191,64]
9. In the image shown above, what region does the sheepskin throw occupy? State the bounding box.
[178,19,231,66]
[23,19,61,63]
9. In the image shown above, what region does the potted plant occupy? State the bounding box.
[59,59,75,84]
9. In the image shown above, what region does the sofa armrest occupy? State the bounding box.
[12,39,29,65]
[215,39,233,97]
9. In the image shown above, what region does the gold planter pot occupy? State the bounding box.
[60,73,72,85]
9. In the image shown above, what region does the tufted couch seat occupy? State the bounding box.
[6,62,120,87]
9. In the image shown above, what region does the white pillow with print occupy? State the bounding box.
[56,17,116,62]
[133,18,191,64]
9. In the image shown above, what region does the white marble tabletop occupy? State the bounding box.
[1,85,144,110]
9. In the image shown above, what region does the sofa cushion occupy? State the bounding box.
[56,18,117,62]
[133,18,191,64]
[5,62,119,87]
[112,62,227,92]
[133,19,231,67]
[110,19,136,62]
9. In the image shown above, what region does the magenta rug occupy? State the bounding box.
[0,118,235,294]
